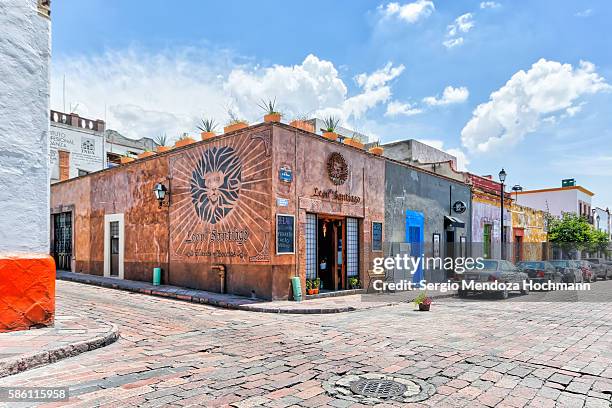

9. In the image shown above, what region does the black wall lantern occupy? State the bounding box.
[153,183,168,208]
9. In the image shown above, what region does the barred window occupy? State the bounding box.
[346,217,359,277]
[305,214,317,280]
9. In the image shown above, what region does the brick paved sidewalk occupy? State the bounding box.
[57,270,403,313]
[0,313,118,378]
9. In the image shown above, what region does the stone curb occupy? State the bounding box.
[58,274,403,314]
[0,323,119,379]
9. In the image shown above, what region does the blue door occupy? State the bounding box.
[406,210,424,283]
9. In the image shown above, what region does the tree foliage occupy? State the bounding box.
[548,213,610,254]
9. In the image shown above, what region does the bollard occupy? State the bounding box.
[153,267,161,286]
[291,276,302,302]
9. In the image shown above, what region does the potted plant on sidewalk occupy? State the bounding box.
[197,118,218,140]
[313,278,321,295]
[413,292,432,311]
[322,116,340,141]
[258,98,282,123]
[349,277,360,289]
[306,279,314,295]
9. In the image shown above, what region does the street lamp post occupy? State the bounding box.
[499,169,507,260]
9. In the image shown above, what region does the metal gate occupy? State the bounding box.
[53,212,72,270]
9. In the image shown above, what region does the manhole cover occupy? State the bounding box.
[323,371,436,405]
[350,379,407,398]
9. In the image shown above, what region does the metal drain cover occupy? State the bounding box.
[324,371,436,405]
[350,379,407,399]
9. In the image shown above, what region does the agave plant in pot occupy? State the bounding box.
[306,279,314,295]
[413,292,432,311]
[259,98,281,123]
[120,153,135,164]
[137,148,155,159]
[368,140,384,155]
[224,110,249,133]
[322,116,340,141]
[197,118,217,140]
[344,131,365,149]
[313,278,321,295]
[174,133,196,148]
[289,113,314,132]
[154,133,171,153]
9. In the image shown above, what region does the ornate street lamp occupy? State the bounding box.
[499,169,506,260]
[512,184,523,201]
[153,182,168,208]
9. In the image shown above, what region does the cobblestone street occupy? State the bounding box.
[2,281,612,407]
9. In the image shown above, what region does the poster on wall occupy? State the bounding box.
[433,233,441,258]
[276,214,295,254]
[372,222,383,251]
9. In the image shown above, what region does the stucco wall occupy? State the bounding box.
[516,189,584,217]
[0,0,51,254]
[384,161,472,282]
[471,196,512,259]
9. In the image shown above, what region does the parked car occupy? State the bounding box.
[516,261,563,286]
[549,260,583,283]
[575,260,595,282]
[585,258,610,280]
[458,259,529,299]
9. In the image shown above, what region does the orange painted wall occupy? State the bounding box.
[0,254,55,332]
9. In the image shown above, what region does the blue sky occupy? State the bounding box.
[51,0,612,206]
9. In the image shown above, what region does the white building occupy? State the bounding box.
[515,184,594,220]
[1,0,52,254]
[593,207,611,239]
[50,110,156,182]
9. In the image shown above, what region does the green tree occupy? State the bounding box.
[548,213,610,254]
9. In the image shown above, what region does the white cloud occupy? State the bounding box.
[575,9,592,17]
[380,0,435,24]
[355,62,405,91]
[417,139,470,171]
[423,86,469,106]
[447,13,474,37]
[52,50,405,142]
[443,13,474,48]
[442,37,464,49]
[385,100,423,116]
[461,59,611,153]
[480,1,500,9]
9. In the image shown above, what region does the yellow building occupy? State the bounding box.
[510,203,548,261]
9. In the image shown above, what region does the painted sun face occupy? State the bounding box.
[190,147,242,224]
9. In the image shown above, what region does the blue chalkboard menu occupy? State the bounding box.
[372,222,383,251]
[276,214,295,254]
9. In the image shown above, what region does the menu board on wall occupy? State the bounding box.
[276,214,295,254]
[372,222,383,251]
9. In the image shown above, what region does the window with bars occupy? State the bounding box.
[346,217,359,277]
[305,214,317,280]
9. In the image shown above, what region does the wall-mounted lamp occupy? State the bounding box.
[153,182,168,208]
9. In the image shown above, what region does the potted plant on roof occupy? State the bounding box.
[258,98,281,123]
[289,113,315,132]
[120,153,135,164]
[344,131,365,149]
[368,140,384,156]
[137,148,155,159]
[322,116,340,141]
[413,292,432,311]
[306,279,314,295]
[174,133,196,148]
[313,278,320,295]
[224,109,249,133]
[154,133,171,153]
[197,118,218,141]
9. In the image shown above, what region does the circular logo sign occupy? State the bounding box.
[190,146,242,224]
[452,200,467,214]
[327,152,348,185]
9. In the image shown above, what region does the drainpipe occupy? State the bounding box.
[211,264,226,293]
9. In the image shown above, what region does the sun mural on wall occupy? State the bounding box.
[170,130,272,263]
[190,146,242,224]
